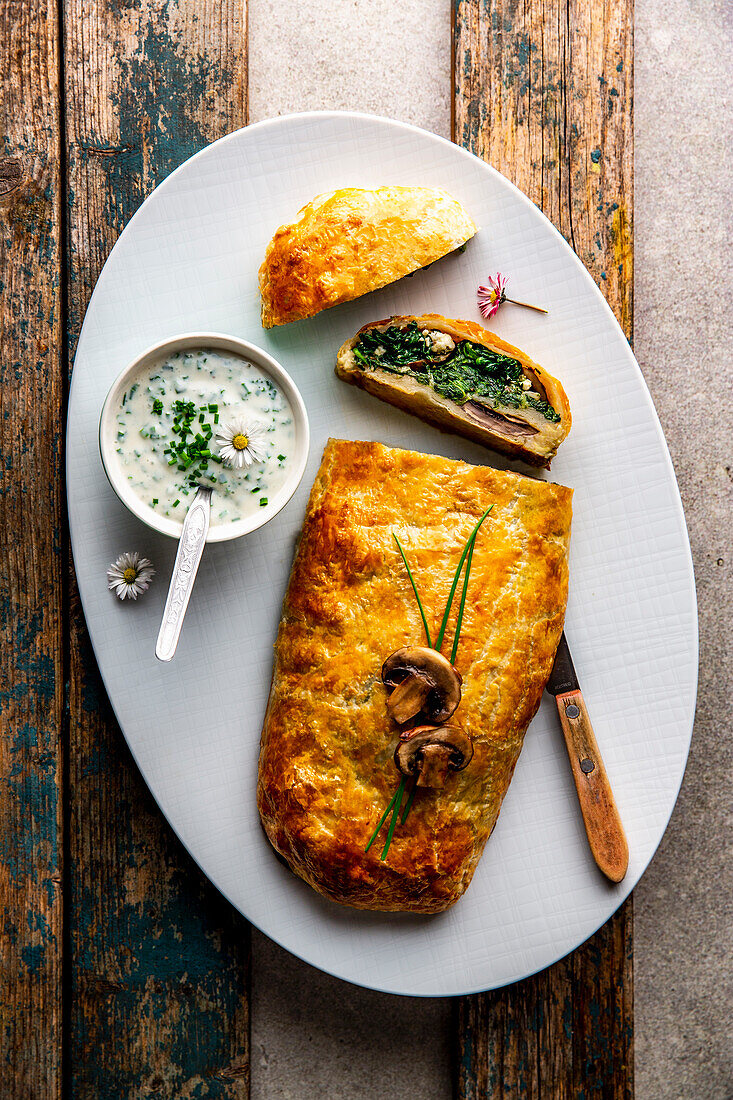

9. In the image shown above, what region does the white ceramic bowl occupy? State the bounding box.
[99,332,310,542]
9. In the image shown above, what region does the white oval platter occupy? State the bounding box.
[66,111,697,997]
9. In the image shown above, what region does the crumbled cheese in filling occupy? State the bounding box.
[422,329,456,355]
[521,377,532,390]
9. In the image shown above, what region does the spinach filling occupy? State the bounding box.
[352,322,561,423]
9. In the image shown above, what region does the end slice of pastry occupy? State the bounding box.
[257,439,573,914]
[336,314,572,467]
[258,187,476,328]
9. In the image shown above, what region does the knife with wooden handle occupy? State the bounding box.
[546,633,629,882]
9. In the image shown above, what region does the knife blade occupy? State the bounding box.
[546,632,629,882]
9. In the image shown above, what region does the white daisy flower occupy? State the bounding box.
[216,416,268,468]
[107,551,155,601]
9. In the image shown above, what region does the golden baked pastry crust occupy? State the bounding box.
[257,440,572,913]
[336,314,572,467]
[258,188,476,327]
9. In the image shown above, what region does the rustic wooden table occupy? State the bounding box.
[1,1,633,1095]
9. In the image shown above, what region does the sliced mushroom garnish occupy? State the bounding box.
[394,725,474,788]
[382,646,462,725]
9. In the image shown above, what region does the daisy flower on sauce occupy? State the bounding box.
[107,552,155,601]
[216,417,268,469]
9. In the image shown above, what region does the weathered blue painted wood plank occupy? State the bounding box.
[0,1,64,1096]
[63,2,251,1095]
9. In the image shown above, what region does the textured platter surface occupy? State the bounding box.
[66,112,697,996]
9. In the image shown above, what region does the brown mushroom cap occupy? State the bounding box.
[381,646,462,725]
[394,725,474,788]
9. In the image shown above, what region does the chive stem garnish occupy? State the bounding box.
[435,506,494,652]
[393,534,432,648]
[450,536,476,664]
[450,507,492,663]
[400,780,417,825]
[380,776,407,861]
[365,785,402,854]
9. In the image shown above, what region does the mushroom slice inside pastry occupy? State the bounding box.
[257,439,573,914]
[335,314,572,467]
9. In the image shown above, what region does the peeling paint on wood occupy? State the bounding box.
[63,1,250,1096]
[0,0,64,1096]
[453,0,634,340]
[68,605,251,1099]
[453,0,634,1095]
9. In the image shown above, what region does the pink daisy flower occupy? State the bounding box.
[477,274,548,319]
[477,273,507,319]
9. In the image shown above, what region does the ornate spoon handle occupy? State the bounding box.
[155,486,212,662]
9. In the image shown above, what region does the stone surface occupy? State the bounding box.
[251,929,452,1100]
[249,0,451,135]
[633,0,732,1097]
[248,1,732,1097]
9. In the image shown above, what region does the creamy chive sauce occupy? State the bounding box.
[113,348,295,525]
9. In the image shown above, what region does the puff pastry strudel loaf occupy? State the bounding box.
[257,440,572,913]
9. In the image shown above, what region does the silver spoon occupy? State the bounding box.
[155,485,212,662]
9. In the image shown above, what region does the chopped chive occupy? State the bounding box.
[152,498,158,506]
[393,534,432,649]
[172,499,180,508]
[214,414,219,424]
[259,497,268,506]
[435,506,494,652]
